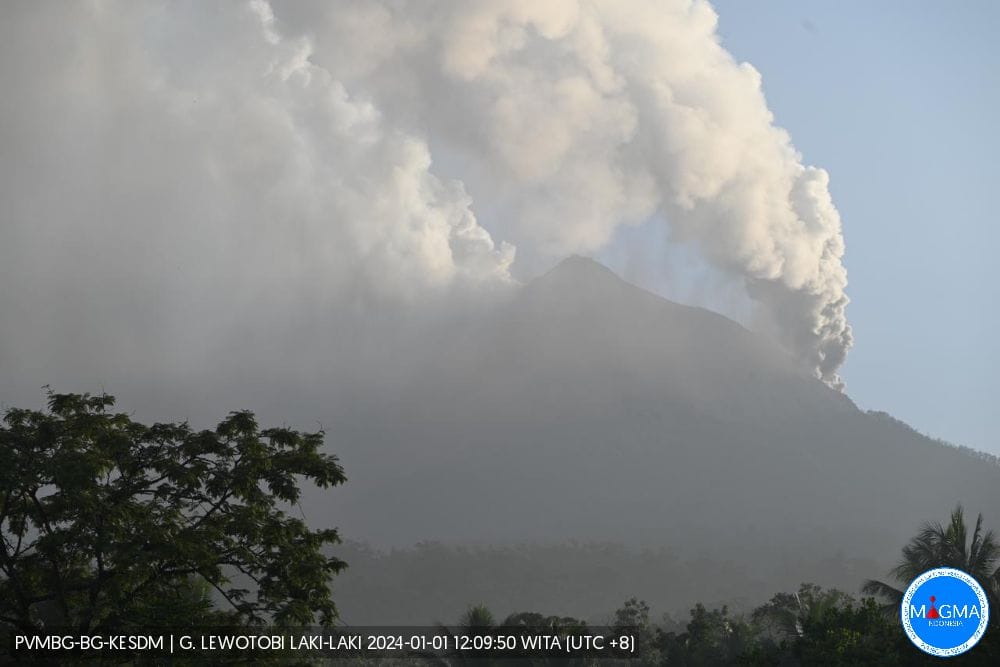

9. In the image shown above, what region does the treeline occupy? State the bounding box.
[866,410,1000,467]
[2,394,998,665]
[425,504,999,665]
[434,577,995,665]
[428,588,899,665]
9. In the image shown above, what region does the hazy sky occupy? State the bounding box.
[703,1,999,455]
[0,1,995,455]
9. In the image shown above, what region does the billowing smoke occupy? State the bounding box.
[0,0,851,392]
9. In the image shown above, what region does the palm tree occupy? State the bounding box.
[424,604,498,666]
[458,603,496,632]
[863,505,1000,616]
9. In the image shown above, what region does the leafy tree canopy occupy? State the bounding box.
[0,391,346,632]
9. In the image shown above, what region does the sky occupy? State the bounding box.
[703,1,1000,455]
[0,1,995,455]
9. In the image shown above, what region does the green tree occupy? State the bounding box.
[657,603,759,666]
[0,391,346,633]
[863,505,1000,614]
[863,505,1000,663]
[612,597,661,665]
[791,597,901,666]
[751,583,854,643]
[458,603,496,633]
[745,586,902,666]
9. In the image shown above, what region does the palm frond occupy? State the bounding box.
[862,579,903,618]
[969,514,1000,578]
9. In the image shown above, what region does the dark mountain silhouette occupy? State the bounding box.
[322,256,1000,623]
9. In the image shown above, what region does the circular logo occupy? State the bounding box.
[901,567,990,657]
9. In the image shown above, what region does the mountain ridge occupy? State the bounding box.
[316,256,1000,622]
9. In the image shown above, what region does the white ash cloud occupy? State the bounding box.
[270,0,853,386]
[0,0,851,389]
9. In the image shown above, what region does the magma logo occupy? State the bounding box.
[901,567,989,657]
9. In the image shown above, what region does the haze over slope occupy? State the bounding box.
[0,0,992,626]
[325,257,1000,621]
[0,0,852,392]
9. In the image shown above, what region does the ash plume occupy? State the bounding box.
[0,0,851,391]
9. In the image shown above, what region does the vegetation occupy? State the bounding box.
[421,506,1000,665]
[2,390,999,664]
[863,505,1000,614]
[0,391,346,633]
[434,578,990,665]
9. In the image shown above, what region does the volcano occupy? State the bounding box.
[324,257,1000,622]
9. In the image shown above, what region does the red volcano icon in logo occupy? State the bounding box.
[927,596,940,619]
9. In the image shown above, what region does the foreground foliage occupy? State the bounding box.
[0,391,346,632]
[863,505,1000,614]
[441,506,1000,665]
[3,392,998,665]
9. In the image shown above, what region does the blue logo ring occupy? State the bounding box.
[901,567,989,657]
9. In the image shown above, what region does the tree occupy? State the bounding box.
[863,505,999,612]
[863,505,1000,663]
[751,583,854,643]
[657,603,758,666]
[458,603,496,633]
[0,391,347,632]
[791,597,901,666]
[612,597,661,664]
[745,586,902,666]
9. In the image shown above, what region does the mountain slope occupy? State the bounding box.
[319,257,1000,621]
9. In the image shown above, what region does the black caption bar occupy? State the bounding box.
[6,626,640,662]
